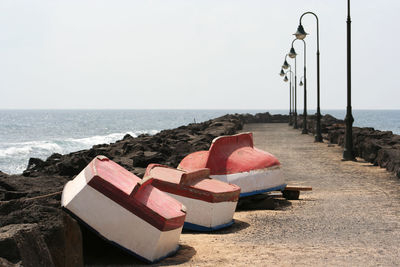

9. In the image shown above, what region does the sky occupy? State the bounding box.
[0,0,399,110]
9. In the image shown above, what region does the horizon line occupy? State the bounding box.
[0,108,399,111]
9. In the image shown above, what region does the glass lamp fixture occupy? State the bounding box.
[284,76,289,82]
[288,47,297,58]
[280,69,285,76]
[299,80,304,86]
[282,60,290,69]
[294,24,308,40]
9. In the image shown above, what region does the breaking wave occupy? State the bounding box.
[0,130,159,174]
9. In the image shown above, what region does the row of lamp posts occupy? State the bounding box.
[280,12,321,140]
[279,0,355,160]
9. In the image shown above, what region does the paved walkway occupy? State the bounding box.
[238,123,400,266]
[148,123,400,266]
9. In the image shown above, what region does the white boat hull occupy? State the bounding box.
[166,193,237,231]
[61,171,182,263]
[210,166,286,197]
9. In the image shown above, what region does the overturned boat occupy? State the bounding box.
[178,132,286,197]
[61,156,186,263]
[144,164,240,231]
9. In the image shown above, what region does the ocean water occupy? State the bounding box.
[0,109,399,174]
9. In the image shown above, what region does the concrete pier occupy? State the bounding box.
[132,123,400,266]
[239,123,400,265]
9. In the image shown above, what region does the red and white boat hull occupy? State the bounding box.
[61,157,186,263]
[210,166,286,197]
[144,165,240,231]
[178,132,286,198]
[165,193,237,231]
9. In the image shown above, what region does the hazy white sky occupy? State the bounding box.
[1,0,399,110]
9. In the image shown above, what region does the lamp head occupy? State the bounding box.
[279,69,285,76]
[282,60,290,70]
[288,47,297,58]
[294,24,308,40]
[299,80,303,86]
[284,76,289,82]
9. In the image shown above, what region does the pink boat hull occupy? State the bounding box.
[179,133,286,197]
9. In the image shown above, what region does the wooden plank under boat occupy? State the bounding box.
[178,132,286,197]
[61,156,186,263]
[144,164,240,231]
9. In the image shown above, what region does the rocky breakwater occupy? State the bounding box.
[295,114,345,135]
[235,112,289,124]
[0,112,288,266]
[296,113,400,179]
[326,125,400,178]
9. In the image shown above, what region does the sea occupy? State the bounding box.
[0,109,399,175]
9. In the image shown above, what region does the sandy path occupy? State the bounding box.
[107,123,400,266]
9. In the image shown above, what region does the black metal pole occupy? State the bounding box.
[315,17,322,142]
[294,56,298,129]
[290,38,302,129]
[289,70,292,126]
[315,31,322,142]
[343,0,355,160]
[288,64,293,126]
[292,77,294,127]
[288,68,294,126]
[289,85,291,124]
[283,55,292,125]
[302,40,308,134]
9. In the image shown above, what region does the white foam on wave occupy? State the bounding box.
[65,130,159,146]
[66,132,131,146]
[0,130,159,174]
[0,141,63,157]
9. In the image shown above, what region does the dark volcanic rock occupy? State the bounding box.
[296,114,344,135]
[0,171,79,266]
[0,223,53,266]
[0,208,83,266]
[236,112,289,124]
[13,224,55,267]
[376,149,400,177]
[26,158,45,171]
[0,224,34,263]
[0,257,18,267]
[296,114,400,179]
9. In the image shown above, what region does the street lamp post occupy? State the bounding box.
[282,55,293,125]
[298,76,307,131]
[290,39,308,134]
[288,39,302,129]
[343,0,356,160]
[282,68,294,126]
[294,12,323,142]
[279,68,291,125]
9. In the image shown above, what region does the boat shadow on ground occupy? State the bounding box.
[236,194,292,211]
[82,227,196,266]
[154,244,197,266]
[182,218,250,236]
